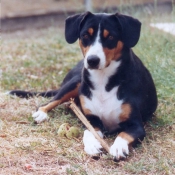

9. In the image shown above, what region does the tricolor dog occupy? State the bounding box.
[10,12,157,160]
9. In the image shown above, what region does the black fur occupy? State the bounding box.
[10,12,157,159]
[65,12,141,48]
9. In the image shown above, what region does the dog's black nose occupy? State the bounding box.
[87,55,100,69]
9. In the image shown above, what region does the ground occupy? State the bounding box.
[1,3,175,175]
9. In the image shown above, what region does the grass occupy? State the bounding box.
[1,13,175,174]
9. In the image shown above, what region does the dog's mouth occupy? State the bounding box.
[87,63,111,71]
[87,65,99,70]
[86,63,110,71]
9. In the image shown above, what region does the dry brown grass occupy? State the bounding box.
[1,92,175,174]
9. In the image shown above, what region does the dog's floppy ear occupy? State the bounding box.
[65,11,92,44]
[115,13,141,48]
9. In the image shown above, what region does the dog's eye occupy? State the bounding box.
[83,34,89,39]
[108,35,114,40]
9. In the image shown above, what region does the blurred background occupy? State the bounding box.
[1,0,174,33]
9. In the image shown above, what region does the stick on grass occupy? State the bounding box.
[69,98,110,153]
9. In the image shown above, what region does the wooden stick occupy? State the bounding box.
[69,99,110,153]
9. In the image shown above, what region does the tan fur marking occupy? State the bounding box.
[118,132,134,144]
[114,41,123,59]
[39,100,61,113]
[39,83,80,113]
[79,40,90,56]
[60,83,80,103]
[103,41,123,67]
[94,127,100,131]
[103,29,109,38]
[79,95,92,115]
[88,28,94,36]
[119,104,131,122]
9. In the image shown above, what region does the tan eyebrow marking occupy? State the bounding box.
[103,29,109,38]
[88,28,94,35]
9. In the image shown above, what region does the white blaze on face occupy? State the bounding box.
[84,25,106,69]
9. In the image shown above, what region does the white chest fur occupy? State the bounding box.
[83,61,123,132]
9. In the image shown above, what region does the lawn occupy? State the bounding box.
[0,13,175,174]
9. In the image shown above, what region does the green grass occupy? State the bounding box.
[1,14,175,174]
[134,24,175,126]
[1,33,81,90]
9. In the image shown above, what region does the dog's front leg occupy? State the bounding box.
[110,120,146,160]
[32,79,80,123]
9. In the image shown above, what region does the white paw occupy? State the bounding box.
[110,137,129,159]
[32,110,48,123]
[4,91,10,95]
[83,130,103,155]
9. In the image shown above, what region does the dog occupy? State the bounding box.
[9,12,157,160]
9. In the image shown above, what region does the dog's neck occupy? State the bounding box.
[83,60,121,90]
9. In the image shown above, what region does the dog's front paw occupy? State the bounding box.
[110,137,129,160]
[83,130,103,155]
[32,110,48,123]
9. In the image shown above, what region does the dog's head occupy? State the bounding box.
[65,12,141,70]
